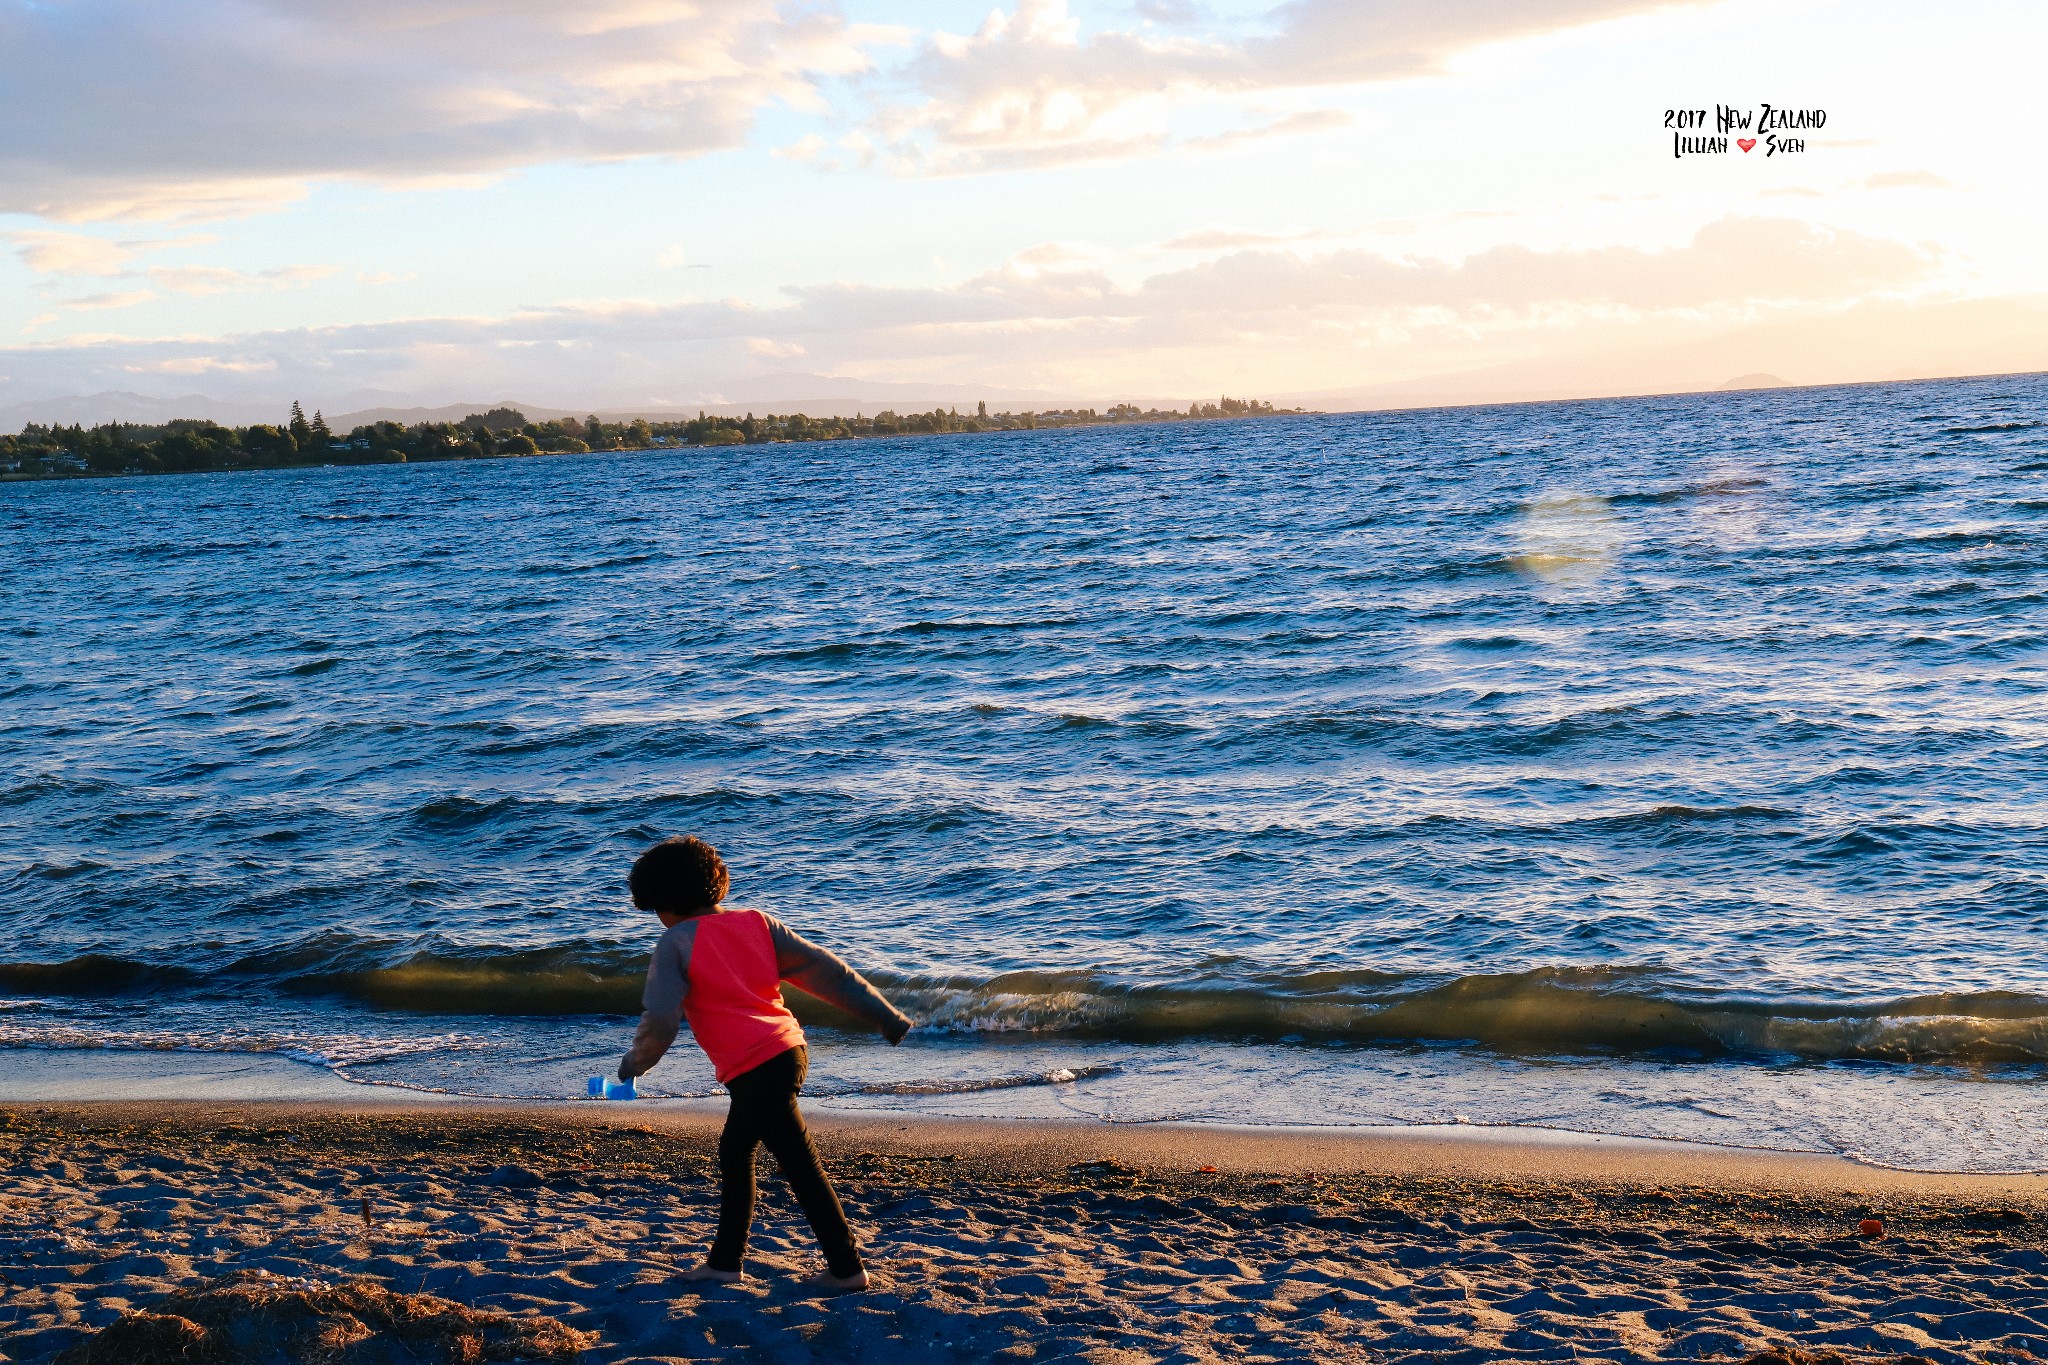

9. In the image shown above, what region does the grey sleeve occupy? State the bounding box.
[619,921,696,1079]
[767,916,913,1041]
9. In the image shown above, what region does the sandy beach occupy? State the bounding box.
[4,1101,2046,1363]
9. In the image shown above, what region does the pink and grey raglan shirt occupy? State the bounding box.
[619,908,912,1084]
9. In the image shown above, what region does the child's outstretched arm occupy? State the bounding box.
[766,916,914,1043]
[619,921,697,1080]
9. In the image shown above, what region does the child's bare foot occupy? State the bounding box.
[678,1263,744,1284]
[802,1268,871,1293]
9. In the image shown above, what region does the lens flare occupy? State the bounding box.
[1512,491,1624,585]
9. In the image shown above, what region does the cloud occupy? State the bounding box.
[1132,218,1934,316]
[869,0,1703,171]
[0,217,1937,406]
[1160,227,1329,251]
[1244,0,1702,84]
[147,264,338,295]
[6,229,212,276]
[62,290,158,312]
[1862,171,1951,191]
[1008,242,1100,269]
[1134,0,1208,24]
[6,231,140,277]
[130,356,279,376]
[0,0,1710,210]
[1183,109,1352,152]
[774,134,833,163]
[0,0,873,221]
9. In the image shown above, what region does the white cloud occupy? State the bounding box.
[1863,171,1952,191]
[61,290,158,312]
[1131,218,1933,315]
[0,0,873,221]
[146,264,338,295]
[6,231,139,277]
[868,0,1705,171]
[774,134,832,163]
[1246,0,1703,84]
[1160,227,1330,251]
[1182,109,1352,152]
[1008,242,1101,270]
[6,229,213,276]
[1134,0,1208,25]
[0,216,1939,404]
[131,356,281,376]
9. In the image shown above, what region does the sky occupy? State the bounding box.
[2,0,2045,420]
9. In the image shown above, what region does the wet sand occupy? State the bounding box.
[4,1101,2047,1362]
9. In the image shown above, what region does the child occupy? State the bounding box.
[616,835,912,1291]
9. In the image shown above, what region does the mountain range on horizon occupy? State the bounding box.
[0,369,2013,434]
[0,375,1082,433]
[8,290,2048,434]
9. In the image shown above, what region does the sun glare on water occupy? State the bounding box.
[1512,492,1625,586]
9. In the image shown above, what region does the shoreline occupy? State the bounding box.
[0,1035,2039,1186]
[7,1099,2048,1362]
[5,1043,2048,1181]
[16,1096,2048,1197]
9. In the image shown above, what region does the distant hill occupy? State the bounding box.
[1717,373,1789,391]
[0,391,286,429]
[3,377,1203,433]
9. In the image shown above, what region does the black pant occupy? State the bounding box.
[707,1046,861,1277]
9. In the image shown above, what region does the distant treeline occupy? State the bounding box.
[1,396,1299,480]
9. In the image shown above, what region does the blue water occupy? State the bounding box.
[5,374,2048,1169]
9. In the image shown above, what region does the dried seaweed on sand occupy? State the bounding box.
[1738,1350,1939,1365]
[53,1268,596,1365]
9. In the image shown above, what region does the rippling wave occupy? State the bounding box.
[5,374,2048,1164]
[6,946,2048,1064]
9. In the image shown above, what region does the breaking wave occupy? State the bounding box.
[8,950,2048,1066]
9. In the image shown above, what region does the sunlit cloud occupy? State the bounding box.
[61,290,157,312]
[774,134,833,163]
[1159,228,1334,252]
[6,231,139,277]
[146,264,338,296]
[1131,218,1933,317]
[1863,171,1952,191]
[1007,242,1104,273]
[0,0,874,221]
[6,229,213,276]
[130,355,280,376]
[864,0,1705,172]
[1182,109,1352,152]
[0,215,1952,409]
[2,0,2036,417]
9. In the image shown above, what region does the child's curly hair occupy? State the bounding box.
[628,835,730,914]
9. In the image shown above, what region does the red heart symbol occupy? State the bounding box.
[1737,138,1757,152]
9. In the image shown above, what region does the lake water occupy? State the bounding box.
[5,374,2048,1171]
